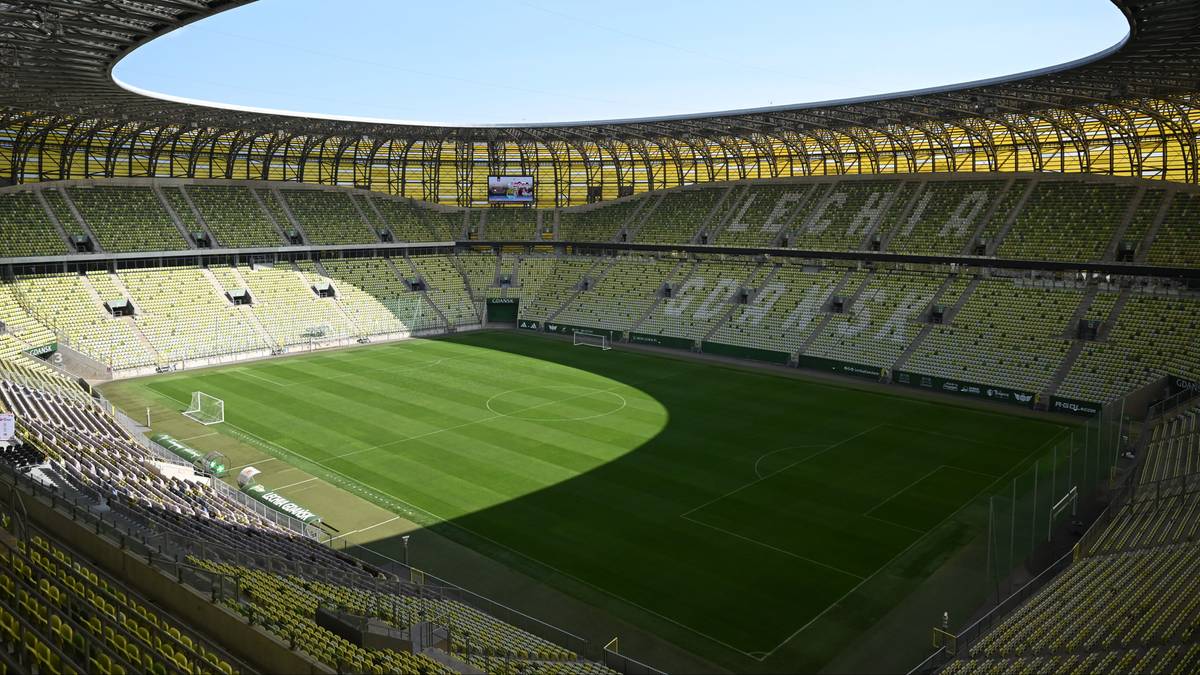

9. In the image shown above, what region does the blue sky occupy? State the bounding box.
[113,0,1129,126]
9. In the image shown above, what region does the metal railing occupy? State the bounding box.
[907,550,1074,674]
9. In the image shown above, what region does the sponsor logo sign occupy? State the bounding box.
[797,355,881,380]
[243,483,322,524]
[1051,397,1102,417]
[629,333,663,346]
[895,372,1036,408]
[24,342,56,357]
[517,320,540,331]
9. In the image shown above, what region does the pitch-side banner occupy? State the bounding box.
[543,322,622,341]
[893,371,1037,408]
[241,483,322,524]
[1049,396,1103,417]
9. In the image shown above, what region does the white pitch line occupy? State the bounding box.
[757,426,1072,661]
[230,456,277,471]
[681,514,864,580]
[753,444,834,479]
[862,513,925,535]
[282,483,321,496]
[863,465,947,517]
[329,515,401,542]
[329,382,637,462]
[237,369,289,387]
[273,357,449,388]
[179,431,218,442]
[274,477,317,491]
[943,464,1002,480]
[888,424,1011,449]
[209,394,763,661]
[681,425,884,519]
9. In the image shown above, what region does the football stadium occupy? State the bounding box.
[0,1,1198,673]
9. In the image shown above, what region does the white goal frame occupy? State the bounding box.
[573,331,611,351]
[183,391,225,426]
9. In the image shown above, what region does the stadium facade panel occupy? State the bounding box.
[1,1,1199,204]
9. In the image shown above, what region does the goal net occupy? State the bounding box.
[573,331,611,350]
[184,392,224,425]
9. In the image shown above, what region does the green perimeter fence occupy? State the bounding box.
[908,373,1193,673]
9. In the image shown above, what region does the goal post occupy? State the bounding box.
[183,391,224,425]
[1048,485,1078,541]
[573,331,611,350]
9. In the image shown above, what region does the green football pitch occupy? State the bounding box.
[102,330,1071,672]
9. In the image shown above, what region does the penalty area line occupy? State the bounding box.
[757,428,1069,661]
[680,514,864,581]
[681,424,884,519]
[273,477,318,491]
[235,369,290,387]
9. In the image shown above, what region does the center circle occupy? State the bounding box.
[485,385,627,422]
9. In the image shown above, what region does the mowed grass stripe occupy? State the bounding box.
[112,331,1073,671]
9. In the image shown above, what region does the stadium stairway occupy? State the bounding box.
[984,178,1041,254]
[226,265,304,349]
[622,194,665,241]
[1096,287,1133,341]
[875,179,928,252]
[1135,189,1177,264]
[544,258,617,324]
[1038,285,1103,398]
[1042,341,1087,400]
[984,179,1039,256]
[795,268,873,355]
[75,273,163,367]
[956,177,1018,256]
[55,187,105,253]
[345,193,385,243]
[199,268,280,351]
[244,188,294,244]
[269,188,308,239]
[29,190,75,252]
[449,255,480,301]
[1060,285,1103,339]
[699,260,769,342]
[610,194,653,244]
[693,185,736,244]
[151,184,199,249]
[890,275,980,372]
[1102,185,1148,261]
[395,256,452,329]
[103,274,165,365]
[295,261,365,338]
[172,184,221,247]
[702,184,748,242]
[625,258,691,333]
[628,258,701,334]
[857,186,907,251]
[253,188,305,244]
